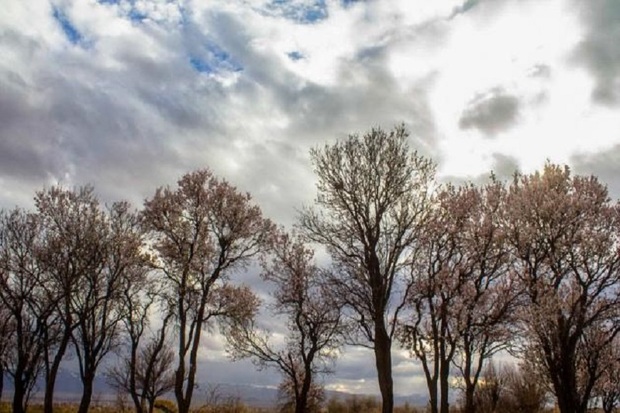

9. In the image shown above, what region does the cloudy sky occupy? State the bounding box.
[2,0,620,398]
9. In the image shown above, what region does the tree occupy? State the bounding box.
[467,362,547,413]
[592,336,620,413]
[0,209,48,413]
[399,181,517,413]
[397,184,471,413]
[107,313,176,413]
[447,181,517,413]
[226,233,343,413]
[108,258,175,413]
[35,186,108,413]
[504,164,620,413]
[0,305,12,402]
[72,201,148,413]
[463,361,505,413]
[299,125,435,413]
[500,363,548,413]
[141,168,275,413]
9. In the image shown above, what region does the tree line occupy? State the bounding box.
[0,125,618,413]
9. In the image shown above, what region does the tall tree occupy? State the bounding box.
[399,181,517,413]
[594,335,620,413]
[35,186,107,413]
[141,168,275,413]
[299,125,435,413]
[448,181,517,413]
[0,305,12,402]
[226,232,343,413]
[0,209,48,413]
[398,184,470,413]
[504,163,620,413]
[72,201,147,413]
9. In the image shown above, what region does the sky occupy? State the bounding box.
[2,0,620,399]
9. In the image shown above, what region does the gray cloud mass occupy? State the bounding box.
[458,88,520,136]
[572,0,620,105]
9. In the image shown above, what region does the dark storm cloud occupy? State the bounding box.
[458,88,520,136]
[571,0,620,105]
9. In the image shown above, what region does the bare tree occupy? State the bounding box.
[464,361,547,413]
[594,335,620,413]
[501,363,548,413]
[35,186,108,413]
[504,164,620,413]
[72,201,147,413]
[398,184,470,413]
[0,209,48,413]
[226,232,343,413]
[399,181,518,413]
[462,361,505,413]
[299,125,435,413]
[108,255,175,413]
[0,305,12,402]
[108,312,176,413]
[141,168,275,413]
[447,181,518,413]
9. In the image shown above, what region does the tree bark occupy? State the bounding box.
[77,373,94,413]
[12,377,26,413]
[439,358,450,413]
[44,317,71,413]
[374,322,394,413]
[0,363,3,402]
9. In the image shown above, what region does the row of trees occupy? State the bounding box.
[0,125,618,413]
[291,126,619,413]
[0,171,275,413]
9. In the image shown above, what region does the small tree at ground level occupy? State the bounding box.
[226,232,343,413]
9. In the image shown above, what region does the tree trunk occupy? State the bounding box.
[374,321,394,413]
[0,363,4,402]
[296,364,313,413]
[12,377,26,413]
[77,373,94,413]
[128,341,142,413]
[175,366,190,413]
[463,385,475,413]
[439,356,450,413]
[44,327,71,413]
[426,381,438,413]
[295,396,307,413]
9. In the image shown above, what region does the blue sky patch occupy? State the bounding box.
[266,0,328,24]
[287,51,304,61]
[189,42,243,75]
[127,8,148,22]
[189,57,213,74]
[52,7,83,45]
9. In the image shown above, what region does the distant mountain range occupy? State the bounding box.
[2,371,428,408]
